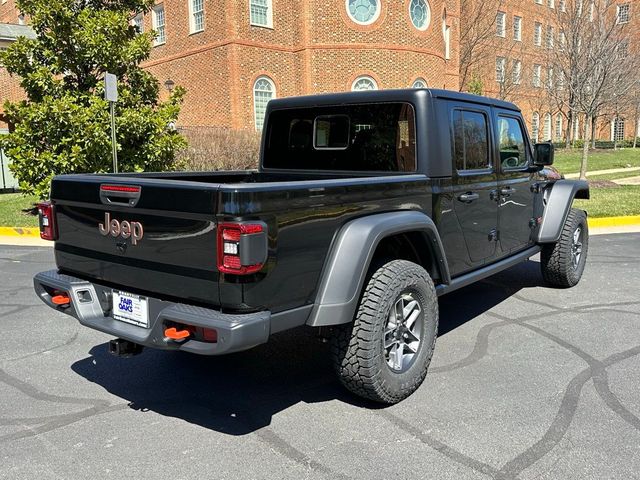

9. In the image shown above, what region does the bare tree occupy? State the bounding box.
[632,84,640,148]
[548,0,640,179]
[495,41,529,102]
[459,0,503,92]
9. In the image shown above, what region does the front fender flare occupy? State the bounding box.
[306,211,449,327]
[537,179,589,243]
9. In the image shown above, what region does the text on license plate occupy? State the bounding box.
[113,290,149,328]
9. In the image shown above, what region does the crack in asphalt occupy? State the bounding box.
[5,331,79,363]
[376,409,506,479]
[0,368,111,408]
[0,367,130,443]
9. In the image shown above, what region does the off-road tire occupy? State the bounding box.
[540,208,588,287]
[331,260,438,404]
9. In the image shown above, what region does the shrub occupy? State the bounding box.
[178,127,261,171]
[0,0,187,199]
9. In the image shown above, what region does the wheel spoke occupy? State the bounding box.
[393,343,404,370]
[402,300,418,320]
[387,308,397,330]
[384,332,396,349]
[405,340,419,354]
[395,299,404,324]
[405,328,420,342]
[405,309,421,331]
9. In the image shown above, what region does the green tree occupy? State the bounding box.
[467,74,483,96]
[0,0,187,198]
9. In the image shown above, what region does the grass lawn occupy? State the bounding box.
[574,186,640,218]
[0,193,39,227]
[554,148,640,175]
[554,149,640,217]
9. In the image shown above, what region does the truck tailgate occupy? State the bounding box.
[51,175,221,306]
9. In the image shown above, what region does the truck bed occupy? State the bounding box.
[50,171,433,313]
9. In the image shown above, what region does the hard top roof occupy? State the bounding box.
[267,88,521,112]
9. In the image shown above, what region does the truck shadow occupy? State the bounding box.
[71,259,543,435]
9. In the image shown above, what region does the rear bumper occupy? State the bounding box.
[33,270,270,355]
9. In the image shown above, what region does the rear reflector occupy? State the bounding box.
[217,222,267,275]
[36,201,57,241]
[202,328,218,342]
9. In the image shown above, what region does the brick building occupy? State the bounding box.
[0,22,34,129]
[0,0,637,141]
[138,0,460,130]
[461,0,640,142]
[0,1,460,131]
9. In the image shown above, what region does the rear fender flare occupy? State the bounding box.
[306,211,449,327]
[537,179,589,244]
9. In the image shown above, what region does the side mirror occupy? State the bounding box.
[534,142,554,166]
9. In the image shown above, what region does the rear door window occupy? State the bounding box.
[452,110,490,172]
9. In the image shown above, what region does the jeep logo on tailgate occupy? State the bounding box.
[99,212,144,245]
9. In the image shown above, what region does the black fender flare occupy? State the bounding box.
[537,179,589,243]
[306,211,450,327]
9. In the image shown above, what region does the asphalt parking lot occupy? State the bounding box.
[1,232,639,480]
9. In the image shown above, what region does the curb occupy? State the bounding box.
[587,215,640,228]
[0,226,40,237]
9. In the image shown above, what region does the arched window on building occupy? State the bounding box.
[612,117,625,142]
[543,112,552,141]
[572,116,580,140]
[555,114,563,141]
[531,112,540,142]
[351,76,378,91]
[253,76,275,131]
[412,78,428,88]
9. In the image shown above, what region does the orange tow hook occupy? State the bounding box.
[51,294,71,306]
[164,327,191,342]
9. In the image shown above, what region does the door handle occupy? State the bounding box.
[500,187,515,196]
[458,192,480,203]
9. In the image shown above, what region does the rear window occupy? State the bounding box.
[452,110,490,172]
[263,103,416,172]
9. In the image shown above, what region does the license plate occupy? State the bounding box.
[112,290,149,328]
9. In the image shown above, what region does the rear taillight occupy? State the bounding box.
[217,222,268,275]
[36,201,57,241]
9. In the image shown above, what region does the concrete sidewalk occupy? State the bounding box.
[564,166,640,178]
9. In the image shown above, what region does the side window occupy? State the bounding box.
[453,110,490,172]
[496,116,528,169]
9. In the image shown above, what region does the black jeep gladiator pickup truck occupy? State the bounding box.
[34,89,589,404]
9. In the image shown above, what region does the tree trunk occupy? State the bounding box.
[590,116,597,149]
[565,110,572,149]
[580,120,590,180]
[634,107,639,148]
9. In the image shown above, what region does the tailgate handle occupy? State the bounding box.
[100,184,141,207]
